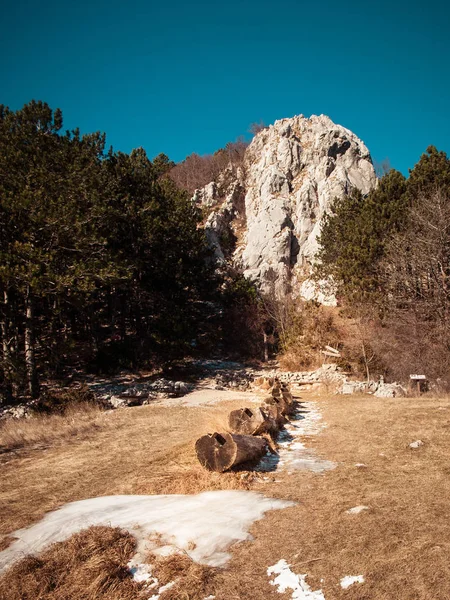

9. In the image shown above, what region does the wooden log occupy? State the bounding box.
[254,376,274,390]
[265,404,286,429]
[195,432,268,472]
[266,389,294,414]
[271,385,282,398]
[325,345,340,355]
[228,407,272,435]
[264,394,288,416]
[282,389,294,411]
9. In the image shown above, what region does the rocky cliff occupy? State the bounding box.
[195,114,377,302]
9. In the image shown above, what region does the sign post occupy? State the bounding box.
[410,374,427,395]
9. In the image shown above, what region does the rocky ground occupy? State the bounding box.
[0,360,409,420]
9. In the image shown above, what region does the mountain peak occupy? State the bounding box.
[196,114,377,301]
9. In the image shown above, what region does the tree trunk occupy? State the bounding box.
[264,392,294,416]
[195,432,268,472]
[361,339,370,384]
[1,289,13,403]
[25,287,39,398]
[228,407,276,436]
[254,376,274,390]
[263,331,269,362]
[265,404,286,429]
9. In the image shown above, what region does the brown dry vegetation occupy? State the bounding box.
[274,300,342,372]
[0,393,253,539]
[0,402,103,453]
[150,553,217,599]
[1,389,450,599]
[0,526,142,600]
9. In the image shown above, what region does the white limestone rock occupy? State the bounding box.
[196,114,377,297]
[374,382,407,398]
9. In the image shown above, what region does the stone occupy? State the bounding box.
[341,382,359,395]
[374,382,406,398]
[409,440,424,449]
[0,405,31,419]
[196,114,377,298]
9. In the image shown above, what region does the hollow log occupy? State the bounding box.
[264,394,287,412]
[254,376,274,390]
[264,393,294,417]
[228,407,273,436]
[265,404,286,429]
[195,432,268,472]
[281,390,295,414]
[269,381,294,413]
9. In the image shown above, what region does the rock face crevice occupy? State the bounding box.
[195,114,377,301]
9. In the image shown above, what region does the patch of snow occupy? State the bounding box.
[128,561,156,584]
[127,561,176,599]
[345,505,369,515]
[203,596,216,600]
[340,575,364,589]
[354,463,367,468]
[0,491,293,574]
[409,440,424,449]
[257,402,335,474]
[149,580,176,599]
[268,559,325,599]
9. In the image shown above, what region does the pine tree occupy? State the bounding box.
[316,169,407,300]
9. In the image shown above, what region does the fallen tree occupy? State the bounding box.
[264,391,294,416]
[195,432,268,472]
[228,407,276,435]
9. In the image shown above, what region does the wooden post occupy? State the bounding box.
[410,374,427,396]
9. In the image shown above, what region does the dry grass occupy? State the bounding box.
[0,402,103,453]
[0,526,143,600]
[214,392,450,599]
[150,553,217,600]
[0,394,252,544]
[2,388,450,599]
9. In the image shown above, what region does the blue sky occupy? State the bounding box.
[1,0,449,174]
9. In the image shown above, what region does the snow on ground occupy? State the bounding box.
[267,559,325,600]
[128,561,156,584]
[257,402,336,474]
[345,505,369,515]
[149,580,175,599]
[340,575,365,589]
[409,439,424,449]
[0,491,294,574]
[129,571,176,600]
[127,560,170,599]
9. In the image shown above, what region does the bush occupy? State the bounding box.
[33,385,96,415]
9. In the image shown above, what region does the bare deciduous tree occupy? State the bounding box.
[375,188,450,383]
